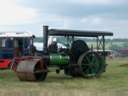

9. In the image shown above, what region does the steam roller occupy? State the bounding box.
[11,25,113,81]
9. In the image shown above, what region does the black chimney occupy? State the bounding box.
[43,25,49,54]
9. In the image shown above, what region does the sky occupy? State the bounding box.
[0,0,128,38]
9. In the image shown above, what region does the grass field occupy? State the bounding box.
[0,57,128,96]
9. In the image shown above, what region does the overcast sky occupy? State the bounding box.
[0,0,128,38]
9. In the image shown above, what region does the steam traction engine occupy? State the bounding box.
[12,26,113,81]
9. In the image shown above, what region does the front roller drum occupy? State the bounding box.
[16,59,47,81]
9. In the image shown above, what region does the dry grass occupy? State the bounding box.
[0,57,128,96]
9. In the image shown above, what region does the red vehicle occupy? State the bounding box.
[0,32,35,69]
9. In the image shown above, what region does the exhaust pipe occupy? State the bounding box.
[43,25,49,54]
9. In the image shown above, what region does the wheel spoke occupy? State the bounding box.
[85,55,91,63]
[91,56,96,63]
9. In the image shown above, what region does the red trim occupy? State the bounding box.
[0,59,11,69]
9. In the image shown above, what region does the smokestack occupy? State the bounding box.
[43,25,49,54]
